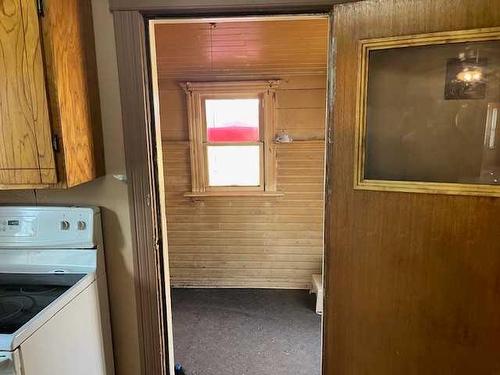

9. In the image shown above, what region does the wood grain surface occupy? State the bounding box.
[324,0,500,373]
[41,0,104,187]
[154,19,329,81]
[0,0,55,185]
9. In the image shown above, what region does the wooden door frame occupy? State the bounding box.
[112,1,343,374]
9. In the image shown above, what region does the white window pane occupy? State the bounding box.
[205,99,260,142]
[207,145,260,186]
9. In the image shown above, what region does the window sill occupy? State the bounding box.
[184,191,285,198]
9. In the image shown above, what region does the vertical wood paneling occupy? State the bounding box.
[325,1,500,374]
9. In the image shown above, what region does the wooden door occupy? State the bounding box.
[0,0,56,186]
[324,1,500,374]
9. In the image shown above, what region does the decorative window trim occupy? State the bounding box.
[354,27,500,197]
[181,80,282,196]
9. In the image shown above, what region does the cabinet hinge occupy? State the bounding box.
[36,0,44,16]
[51,135,60,152]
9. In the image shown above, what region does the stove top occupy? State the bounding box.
[0,273,85,334]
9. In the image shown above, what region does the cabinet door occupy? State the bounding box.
[0,0,56,186]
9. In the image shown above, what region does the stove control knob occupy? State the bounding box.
[77,221,87,231]
[60,221,70,231]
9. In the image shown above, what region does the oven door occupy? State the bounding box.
[0,351,21,375]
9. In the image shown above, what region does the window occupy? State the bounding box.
[182,81,281,196]
[205,99,261,187]
[355,28,500,197]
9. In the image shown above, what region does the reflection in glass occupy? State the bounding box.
[205,99,260,142]
[364,40,500,185]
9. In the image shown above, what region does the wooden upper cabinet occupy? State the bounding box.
[0,0,104,189]
[41,0,104,188]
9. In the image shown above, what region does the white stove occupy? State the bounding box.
[0,206,114,375]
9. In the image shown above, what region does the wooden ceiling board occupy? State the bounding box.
[110,0,356,12]
[153,18,329,79]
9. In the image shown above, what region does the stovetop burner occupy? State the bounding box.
[20,286,59,295]
[0,301,24,324]
[0,296,35,323]
[0,273,85,334]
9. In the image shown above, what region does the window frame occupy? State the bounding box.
[181,80,280,195]
[354,27,500,197]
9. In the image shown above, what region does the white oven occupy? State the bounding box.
[0,207,114,375]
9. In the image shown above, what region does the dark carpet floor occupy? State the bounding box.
[171,288,321,375]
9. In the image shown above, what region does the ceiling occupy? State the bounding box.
[153,18,329,80]
[111,0,356,12]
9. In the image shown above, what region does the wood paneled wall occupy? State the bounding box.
[153,18,328,288]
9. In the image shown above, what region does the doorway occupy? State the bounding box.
[148,15,331,375]
[113,1,500,374]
